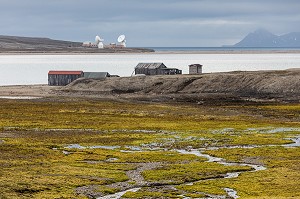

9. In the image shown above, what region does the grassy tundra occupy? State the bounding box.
[0,98,299,198]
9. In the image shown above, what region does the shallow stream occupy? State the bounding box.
[63,130,300,199]
[99,188,141,199]
[177,148,266,199]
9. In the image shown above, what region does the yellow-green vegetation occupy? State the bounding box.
[178,146,300,198]
[124,188,186,198]
[1,99,298,131]
[0,98,299,198]
[143,162,251,184]
[117,151,205,163]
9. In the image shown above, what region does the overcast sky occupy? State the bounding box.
[0,0,299,47]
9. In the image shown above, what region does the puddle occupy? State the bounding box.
[64,144,157,153]
[106,158,119,162]
[283,136,300,147]
[185,182,194,186]
[46,128,96,132]
[62,150,71,155]
[89,145,120,150]
[112,129,157,133]
[98,187,141,199]
[132,130,157,133]
[224,188,239,199]
[212,128,235,134]
[65,144,86,149]
[225,172,241,179]
[65,144,120,150]
[264,128,300,134]
[0,96,42,99]
[177,149,223,163]
[246,127,300,134]
[125,146,143,151]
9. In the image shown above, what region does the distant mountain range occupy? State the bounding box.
[228,29,300,47]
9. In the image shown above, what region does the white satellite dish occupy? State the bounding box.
[95,35,104,43]
[117,35,125,43]
[117,35,126,47]
[95,35,104,49]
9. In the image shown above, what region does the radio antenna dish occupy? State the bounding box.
[95,35,104,48]
[117,35,126,47]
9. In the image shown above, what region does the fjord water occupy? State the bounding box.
[0,53,300,85]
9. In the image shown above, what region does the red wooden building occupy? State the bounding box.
[48,71,83,86]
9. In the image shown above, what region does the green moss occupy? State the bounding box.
[117,151,206,163]
[1,99,296,131]
[0,99,299,198]
[205,146,300,167]
[143,161,252,184]
[185,146,300,198]
[97,186,120,194]
[178,166,300,198]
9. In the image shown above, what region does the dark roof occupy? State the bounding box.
[84,72,110,79]
[48,71,83,75]
[189,64,203,67]
[135,63,167,69]
[161,68,181,70]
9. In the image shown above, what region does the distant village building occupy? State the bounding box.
[83,72,110,79]
[48,71,83,86]
[135,63,182,76]
[107,43,117,48]
[82,42,98,48]
[189,64,203,74]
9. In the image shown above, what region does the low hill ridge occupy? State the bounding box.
[63,69,300,102]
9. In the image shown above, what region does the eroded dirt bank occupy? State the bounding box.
[62,69,300,103]
[0,69,299,104]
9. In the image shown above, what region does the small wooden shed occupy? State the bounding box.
[48,71,83,86]
[84,72,110,79]
[160,68,182,75]
[189,64,203,74]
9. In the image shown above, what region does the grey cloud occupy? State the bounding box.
[0,0,299,46]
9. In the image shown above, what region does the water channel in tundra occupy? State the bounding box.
[63,127,300,199]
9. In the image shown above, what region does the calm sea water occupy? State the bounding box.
[151,47,300,51]
[0,53,300,85]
